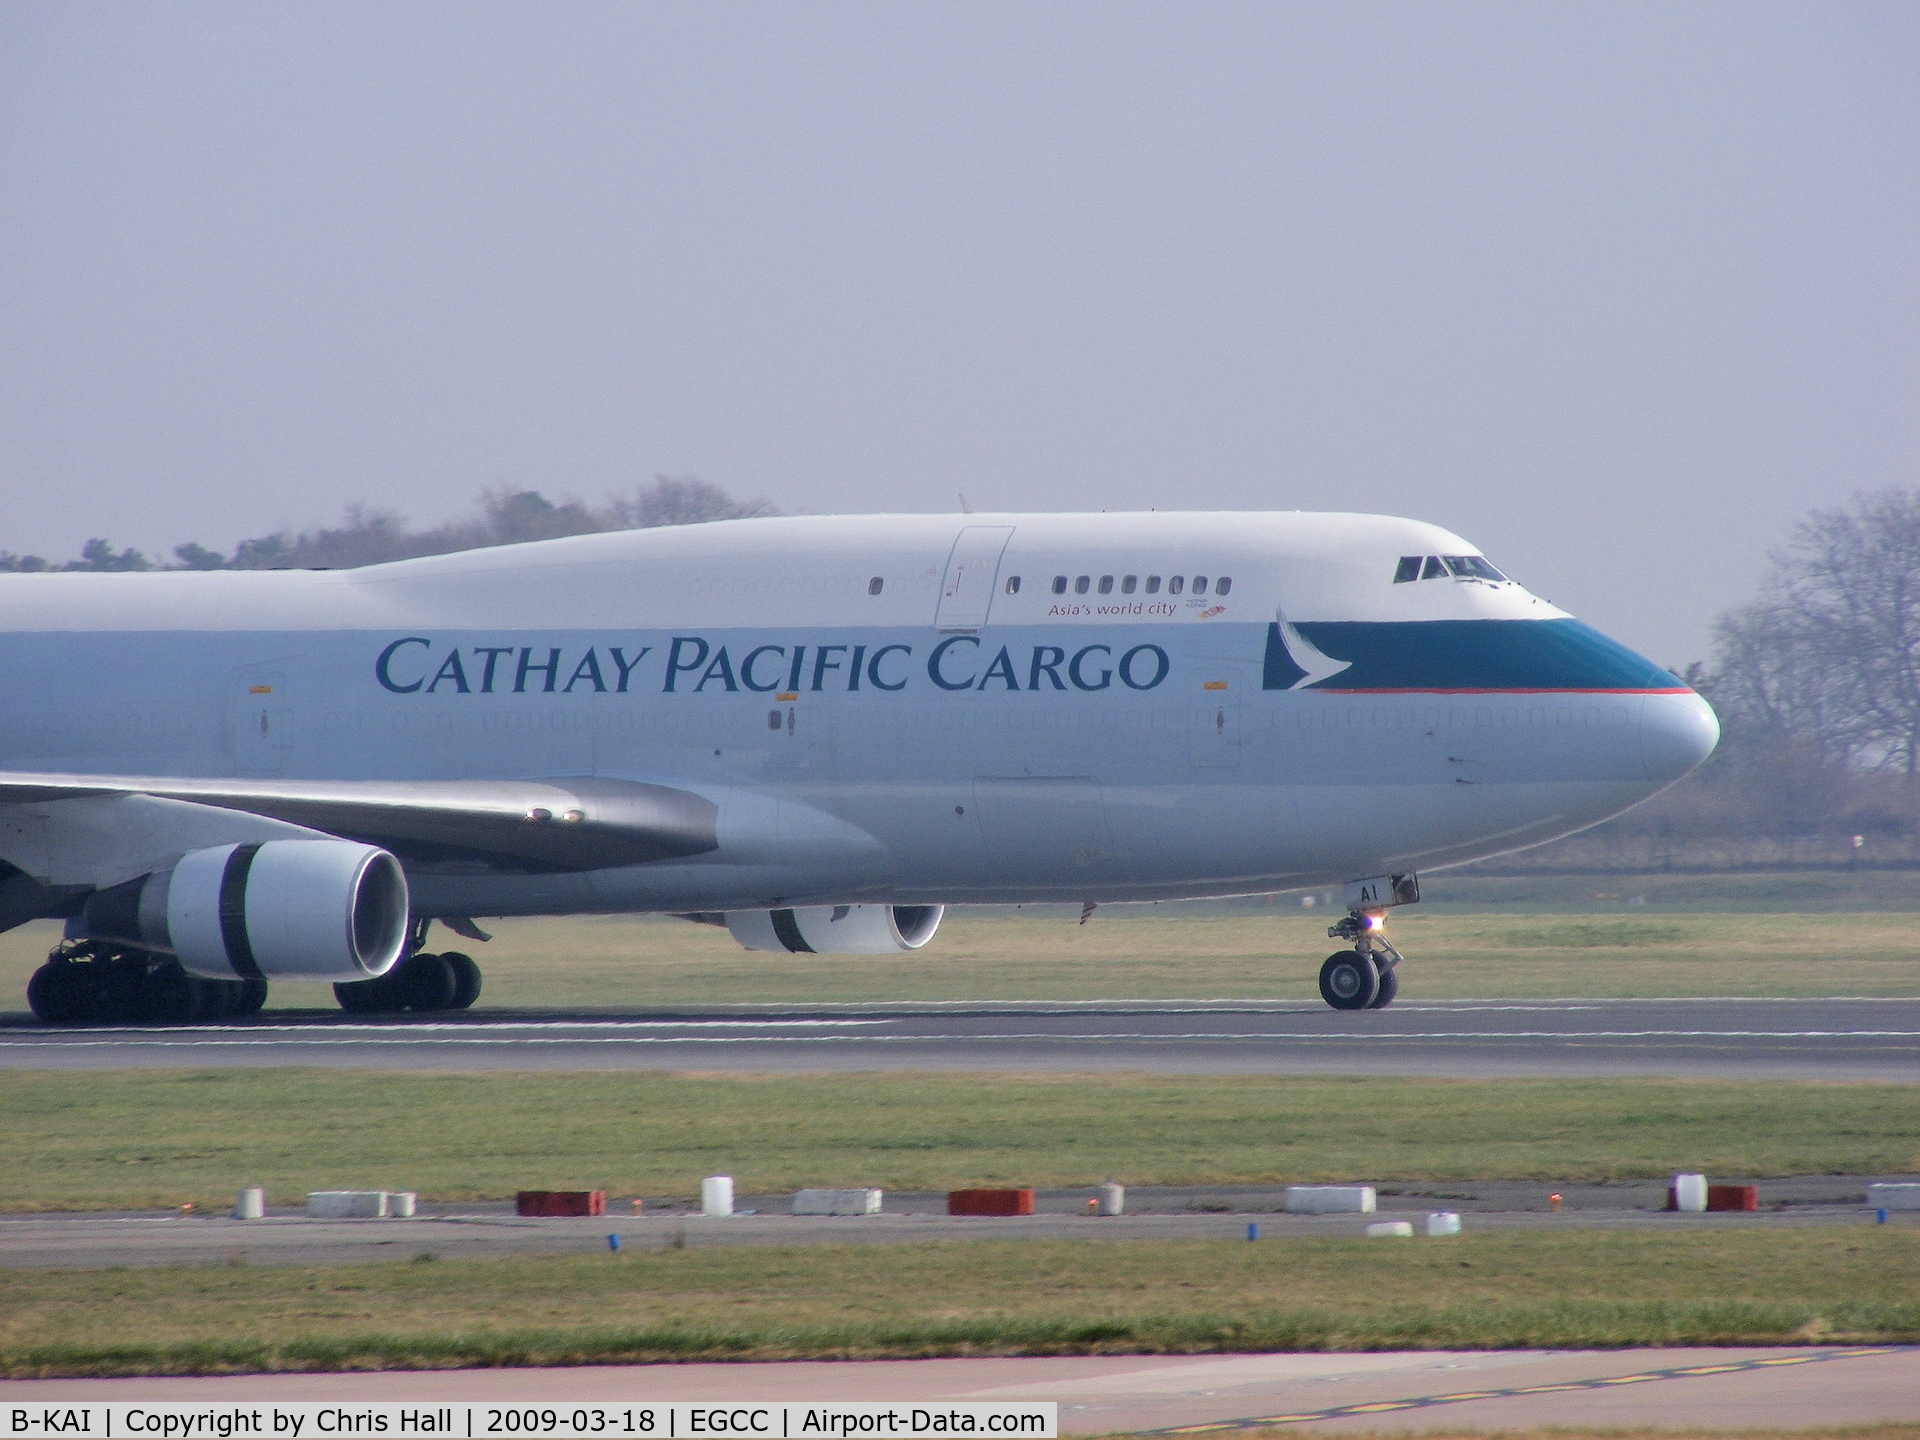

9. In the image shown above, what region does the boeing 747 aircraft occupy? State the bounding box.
[0,511,1717,1024]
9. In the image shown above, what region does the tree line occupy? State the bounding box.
[0,475,778,574]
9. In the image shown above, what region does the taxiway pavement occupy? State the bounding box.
[4,997,1918,1080]
[5,1348,1916,1430]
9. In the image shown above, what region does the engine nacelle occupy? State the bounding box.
[77,840,409,982]
[726,904,943,955]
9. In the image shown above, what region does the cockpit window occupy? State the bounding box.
[1394,556,1422,584]
[1420,555,1447,580]
[1444,555,1507,582]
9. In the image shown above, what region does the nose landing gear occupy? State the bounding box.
[1317,872,1417,1010]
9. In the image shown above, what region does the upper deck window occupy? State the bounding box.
[1192,576,1209,595]
[1005,576,1021,594]
[868,577,884,595]
[1098,575,1114,594]
[1121,575,1137,594]
[1216,577,1231,595]
[1074,575,1091,594]
[1145,576,1161,594]
[1052,576,1068,594]
[1168,576,1185,595]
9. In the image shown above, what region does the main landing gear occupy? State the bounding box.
[27,942,268,1026]
[334,919,482,1014]
[1316,872,1419,1011]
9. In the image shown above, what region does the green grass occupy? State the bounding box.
[10,907,1917,1011]
[3,1230,1915,1376]
[4,1071,1916,1212]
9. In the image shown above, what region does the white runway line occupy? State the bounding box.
[5,1028,1918,1048]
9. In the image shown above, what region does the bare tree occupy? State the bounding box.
[1711,488,1920,777]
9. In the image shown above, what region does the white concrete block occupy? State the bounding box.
[1365,1221,1414,1237]
[389,1191,417,1218]
[792,1188,882,1216]
[1672,1173,1707,1213]
[702,1175,734,1217]
[1424,1211,1461,1236]
[1285,1185,1376,1214]
[1866,1183,1920,1211]
[1098,1182,1125,1217]
[234,1187,265,1221]
[306,1190,388,1219]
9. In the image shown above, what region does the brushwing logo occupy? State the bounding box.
[1262,609,1353,690]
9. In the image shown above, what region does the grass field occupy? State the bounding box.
[6,908,1917,1011]
[2,1229,1914,1376]
[5,1071,1916,1211]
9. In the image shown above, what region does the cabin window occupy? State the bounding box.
[1005,575,1021,595]
[868,577,884,595]
[1216,576,1232,595]
[1145,576,1161,594]
[1421,556,1447,580]
[1121,575,1138,594]
[1394,556,1422,583]
[1052,575,1068,594]
[1193,576,1209,595]
[1098,575,1114,594]
[1169,576,1185,595]
[1445,555,1508,582]
[1074,575,1091,594]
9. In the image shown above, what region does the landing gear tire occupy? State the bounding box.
[443,952,482,1010]
[334,975,397,1013]
[139,963,201,1025]
[27,958,97,1026]
[396,952,457,1011]
[1319,950,1379,1011]
[1366,963,1399,1009]
[233,977,269,1016]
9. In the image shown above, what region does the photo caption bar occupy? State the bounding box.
[7,1404,1056,1440]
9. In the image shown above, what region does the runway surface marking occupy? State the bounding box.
[1147,1346,1917,1431]
[6,1028,1916,1048]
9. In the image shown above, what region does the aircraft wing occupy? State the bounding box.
[0,772,719,875]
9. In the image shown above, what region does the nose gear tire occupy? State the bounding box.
[1319,950,1379,1010]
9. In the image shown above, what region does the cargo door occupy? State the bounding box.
[972,776,1127,886]
[935,526,1015,631]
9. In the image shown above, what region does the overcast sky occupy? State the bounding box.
[3,2,1914,664]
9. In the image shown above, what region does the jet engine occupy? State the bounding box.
[76,840,409,982]
[725,904,943,954]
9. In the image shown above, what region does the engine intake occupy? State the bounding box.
[78,840,409,982]
[726,904,943,955]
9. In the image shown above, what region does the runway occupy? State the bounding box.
[5,1348,1916,1431]
[3,997,1917,1079]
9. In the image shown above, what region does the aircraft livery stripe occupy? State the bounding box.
[1268,618,1682,692]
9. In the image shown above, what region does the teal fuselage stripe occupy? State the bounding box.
[1266,618,1681,693]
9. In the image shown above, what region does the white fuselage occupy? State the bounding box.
[0,511,1718,917]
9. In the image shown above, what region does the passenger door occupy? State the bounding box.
[935,526,1015,631]
[1187,661,1249,769]
[230,667,291,776]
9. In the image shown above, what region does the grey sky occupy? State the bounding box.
[3,2,1914,665]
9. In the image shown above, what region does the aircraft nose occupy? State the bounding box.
[1641,689,1720,785]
